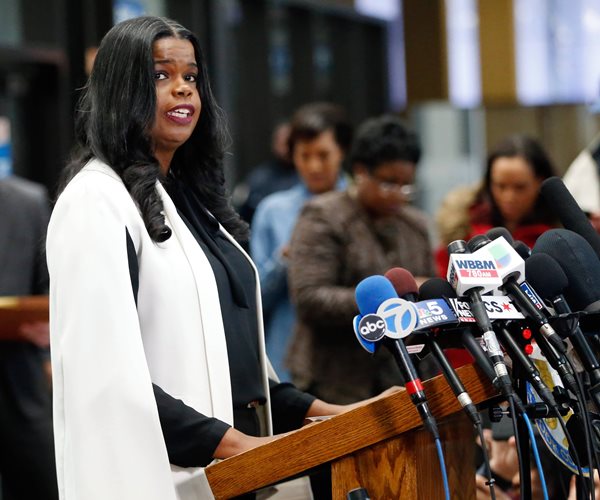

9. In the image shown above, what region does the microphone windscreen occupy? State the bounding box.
[467,234,491,253]
[525,253,568,299]
[532,229,600,311]
[540,176,600,260]
[384,267,418,298]
[486,227,514,244]
[419,278,458,301]
[448,239,468,255]
[512,241,531,260]
[355,275,397,315]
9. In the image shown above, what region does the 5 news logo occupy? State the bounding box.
[415,299,456,328]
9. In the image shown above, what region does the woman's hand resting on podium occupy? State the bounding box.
[213,386,403,459]
[305,385,403,420]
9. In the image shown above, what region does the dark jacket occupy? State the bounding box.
[287,190,434,404]
[0,175,51,417]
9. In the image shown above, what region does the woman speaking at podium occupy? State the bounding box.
[46,16,379,500]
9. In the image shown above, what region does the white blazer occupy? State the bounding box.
[47,159,274,500]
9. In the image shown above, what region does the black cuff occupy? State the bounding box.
[269,380,317,434]
[153,384,231,468]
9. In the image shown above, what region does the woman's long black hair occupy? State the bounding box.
[60,16,248,242]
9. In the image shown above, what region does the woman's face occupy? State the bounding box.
[151,37,201,171]
[292,129,344,194]
[355,160,416,217]
[489,156,542,225]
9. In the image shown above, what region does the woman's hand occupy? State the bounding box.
[19,321,50,348]
[487,436,520,484]
[568,470,600,500]
[213,427,280,459]
[305,386,403,418]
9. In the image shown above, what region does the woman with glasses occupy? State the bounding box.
[286,114,434,404]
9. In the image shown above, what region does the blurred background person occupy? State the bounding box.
[0,175,57,500]
[287,114,434,404]
[236,120,298,224]
[475,422,582,500]
[563,133,600,233]
[250,102,352,382]
[436,134,558,277]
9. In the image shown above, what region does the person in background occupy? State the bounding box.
[250,102,352,382]
[287,114,434,404]
[46,17,392,499]
[436,134,558,277]
[563,134,600,233]
[475,423,590,500]
[0,175,58,500]
[236,121,298,224]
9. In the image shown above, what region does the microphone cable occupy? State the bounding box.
[544,387,590,499]
[426,332,497,499]
[434,436,450,500]
[496,320,590,496]
[520,411,549,500]
[569,355,600,471]
[476,421,497,500]
[565,355,597,499]
[355,274,450,497]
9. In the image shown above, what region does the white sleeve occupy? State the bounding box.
[563,149,600,214]
[47,177,177,500]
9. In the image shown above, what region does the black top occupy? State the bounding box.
[147,177,315,468]
[168,178,265,407]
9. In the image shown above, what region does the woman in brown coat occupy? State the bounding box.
[287,115,434,404]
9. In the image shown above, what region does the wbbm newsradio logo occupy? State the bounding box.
[454,258,499,279]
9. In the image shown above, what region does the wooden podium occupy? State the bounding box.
[206,364,499,499]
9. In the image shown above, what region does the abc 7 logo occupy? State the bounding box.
[358,314,387,342]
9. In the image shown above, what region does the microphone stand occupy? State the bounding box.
[511,359,532,499]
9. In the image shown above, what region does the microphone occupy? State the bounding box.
[512,241,532,260]
[355,275,439,438]
[526,252,600,411]
[460,239,553,405]
[469,233,567,355]
[485,226,512,242]
[384,267,418,302]
[532,228,600,314]
[385,269,481,427]
[418,277,507,392]
[540,176,600,261]
[484,225,532,260]
[347,488,370,500]
[446,239,514,395]
[491,321,557,408]
[467,233,579,397]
